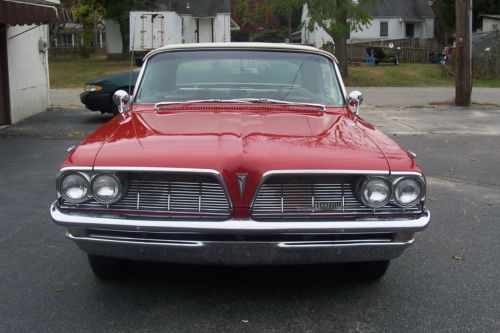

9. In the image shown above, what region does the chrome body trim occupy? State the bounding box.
[52,200,429,264]
[262,169,390,177]
[92,166,222,175]
[276,239,414,248]
[51,202,430,233]
[60,166,93,172]
[390,171,423,176]
[67,232,415,265]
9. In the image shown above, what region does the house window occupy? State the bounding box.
[380,21,388,37]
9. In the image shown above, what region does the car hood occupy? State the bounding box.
[88,106,409,206]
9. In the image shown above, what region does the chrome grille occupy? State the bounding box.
[252,175,422,220]
[59,172,231,218]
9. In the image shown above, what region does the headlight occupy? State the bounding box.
[393,177,423,207]
[359,177,391,208]
[59,172,89,203]
[91,174,123,204]
[84,84,103,92]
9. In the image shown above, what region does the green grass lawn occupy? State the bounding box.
[346,63,500,87]
[49,55,500,89]
[49,55,132,89]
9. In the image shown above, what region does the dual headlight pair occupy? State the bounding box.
[357,176,425,208]
[58,172,125,205]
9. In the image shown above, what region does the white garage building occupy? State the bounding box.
[0,0,64,125]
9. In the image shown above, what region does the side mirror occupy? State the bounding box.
[113,90,130,114]
[347,91,363,115]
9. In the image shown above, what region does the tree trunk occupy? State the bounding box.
[333,0,349,77]
[119,22,130,59]
[332,30,348,77]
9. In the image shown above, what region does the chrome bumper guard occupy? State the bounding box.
[50,202,430,265]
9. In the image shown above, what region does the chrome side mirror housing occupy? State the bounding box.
[113,90,130,114]
[347,91,363,115]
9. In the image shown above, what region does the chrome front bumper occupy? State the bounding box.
[50,202,430,265]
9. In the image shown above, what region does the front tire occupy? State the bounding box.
[350,260,390,280]
[87,254,130,279]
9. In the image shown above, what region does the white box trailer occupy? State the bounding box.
[129,11,182,64]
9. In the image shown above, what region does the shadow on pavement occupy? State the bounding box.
[0,109,112,139]
[102,262,382,289]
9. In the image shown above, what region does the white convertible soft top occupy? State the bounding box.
[144,42,339,63]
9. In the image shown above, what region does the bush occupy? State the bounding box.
[251,29,287,43]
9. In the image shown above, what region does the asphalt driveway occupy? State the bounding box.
[0,106,499,332]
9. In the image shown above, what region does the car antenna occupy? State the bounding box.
[128,16,137,96]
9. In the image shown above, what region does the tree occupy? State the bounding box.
[433,0,500,44]
[59,0,96,57]
[305,0,372,76]
[84,0,156,57]
[235,0,373,77]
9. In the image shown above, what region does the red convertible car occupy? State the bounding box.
[50,43,429,279]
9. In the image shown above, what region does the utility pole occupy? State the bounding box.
[455,0,472,106]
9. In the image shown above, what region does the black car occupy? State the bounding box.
[80,71,139,114]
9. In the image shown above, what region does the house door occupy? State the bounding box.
[0,23,11,125]
[406,23,415,38]
[196,18,213,43]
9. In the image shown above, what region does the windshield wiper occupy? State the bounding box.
[154,99,253,110]
[154,98,326,112]
[227,98,326,112]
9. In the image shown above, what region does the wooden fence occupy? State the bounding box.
[347,43,431,63]
[351,38,439,50]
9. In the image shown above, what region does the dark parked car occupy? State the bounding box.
[80,71,139,114]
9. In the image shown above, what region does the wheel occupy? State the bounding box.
[87,254,130,279]
[350,260,390,280]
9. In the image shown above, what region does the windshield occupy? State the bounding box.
[135,50,344,107]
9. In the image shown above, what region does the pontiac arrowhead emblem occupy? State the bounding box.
[236,173,248,198]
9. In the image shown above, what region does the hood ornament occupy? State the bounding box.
[236,173,248,199]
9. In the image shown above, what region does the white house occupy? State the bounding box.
[301,0,435,48]
[300,4,334,48]
[480,14,500,32]
[0,0,64,125]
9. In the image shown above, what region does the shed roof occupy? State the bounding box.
[368,0,435,20]
[0,0,58,25]
[479,14,500,21]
